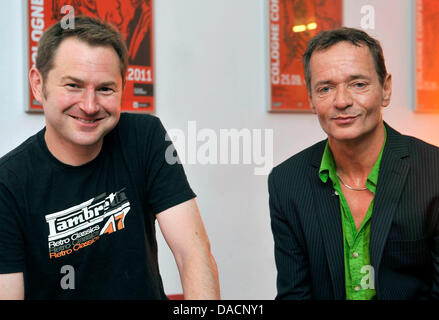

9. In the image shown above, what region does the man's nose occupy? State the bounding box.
[79,89,99,114]
[333,85,353,109]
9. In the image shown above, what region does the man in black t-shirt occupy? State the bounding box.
[0,16,220,299]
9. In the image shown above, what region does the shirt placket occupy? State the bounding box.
[342,193,375,300]
[339,194,362,297]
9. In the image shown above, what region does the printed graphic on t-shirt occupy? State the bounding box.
[44,188,131,259]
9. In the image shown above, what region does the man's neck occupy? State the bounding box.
[44,129,103,166]
[328,122,386,183]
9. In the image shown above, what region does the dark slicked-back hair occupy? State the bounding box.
[36,15,128,84]
[302,27,387,92]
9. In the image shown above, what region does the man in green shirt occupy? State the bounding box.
[319,133,385,300]
[269,27,439,300]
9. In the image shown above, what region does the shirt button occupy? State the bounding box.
[352,252,359,258]
[354,285,361,291]
[334,191,339,196]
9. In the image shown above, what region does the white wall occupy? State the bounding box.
[1,0,438,299]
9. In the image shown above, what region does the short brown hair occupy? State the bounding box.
[36,15,128,84]
[303,27,387,92]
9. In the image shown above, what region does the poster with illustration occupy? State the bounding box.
[415,0,439,112]
[268,0,342,112]
[27,0,154,113]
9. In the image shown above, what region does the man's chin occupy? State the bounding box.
[327,128,364,143]
[329,126,382,144]
[69,133,105,149]
[70,125,114,147]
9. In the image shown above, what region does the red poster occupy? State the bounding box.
[415,0,439,113]
[268,0,342,112]
[27,0,154,113]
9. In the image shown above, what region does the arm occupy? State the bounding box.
[0,182,25,300]
[428,198,439,299]
[431,236,439,299]
[268,171,312,299]
[0,272,24,300]
[156,199,220,300]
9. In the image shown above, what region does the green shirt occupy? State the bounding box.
[318,129,386,300]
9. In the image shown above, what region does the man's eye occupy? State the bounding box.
[318,87,330,93]
[98,87,114,93]
[66,83,79,89]
[353,82,367,88]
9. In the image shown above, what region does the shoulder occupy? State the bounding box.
[386,124,439,161]
[402,134,439,177]
[113,113,165,145]
[0,133,40,185]
[117,112,162,131]
[269,139,326,187]
[405,135,439,157]
[0,134,39,172]
[110,113,174,170]
[383,124,439,188]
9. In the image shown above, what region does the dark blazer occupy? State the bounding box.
[268,123,439,300]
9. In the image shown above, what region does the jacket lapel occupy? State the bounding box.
[370,123,410,275]
[310,141,346,299]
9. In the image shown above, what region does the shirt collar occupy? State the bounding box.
[319,126,387,192]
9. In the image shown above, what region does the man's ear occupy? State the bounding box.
[381,73,392,108]
[29,68,44,104]
[308,92,317,114]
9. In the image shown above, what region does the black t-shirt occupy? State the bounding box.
[0,113,195,299]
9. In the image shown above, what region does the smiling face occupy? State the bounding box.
[30,37,123,157]
[308,41,392,144]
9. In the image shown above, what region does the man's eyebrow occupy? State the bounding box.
[98,81,117,87]
[313,74,371,88]
[61,76,84,84]
[346,74,371,81]
[60,76,117,87]
[313,80,333,88]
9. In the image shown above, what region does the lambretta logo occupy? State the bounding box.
[45,189,130,242]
